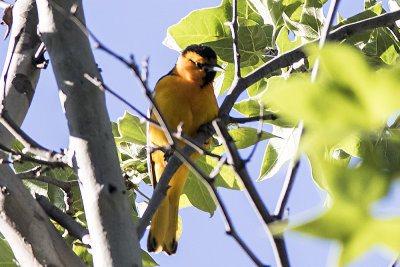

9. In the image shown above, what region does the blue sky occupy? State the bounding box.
[0,0,398,267]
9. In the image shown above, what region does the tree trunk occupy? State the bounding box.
[36,0,142,266]
[0,0,85,266]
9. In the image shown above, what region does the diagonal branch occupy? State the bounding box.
[219,9,400,116]
[229,114,277,124]
[311,0,341,81]
[35,194,90,245]
[212,119,290,267]
[136,127,212,238]
[0,109,70,166]
[18,172,78,193]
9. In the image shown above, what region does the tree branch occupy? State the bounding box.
[0,109,70,166]
[219,9,400,116]
[35,194,90,245]
[228,0,240,79]
[311,0,341,81]
[136,127,212,238]
[212,119,290,267]
[0,0,86,266]
[36,0,142,266]
[229,114,277,124]
[18,171,78,193]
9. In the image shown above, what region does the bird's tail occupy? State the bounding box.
[147,165,189,255]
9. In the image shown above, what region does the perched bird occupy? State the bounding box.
[147,44,222,255]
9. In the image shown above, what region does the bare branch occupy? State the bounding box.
[245,105,265,163]
[227,0,241,79]
[311,0,341,81]
[0,1,11,9]
[18,173,78,193]
[0,142,67,168]
[274,160,300,220]
[84,74,151,122]
[35,194,90,245]
[229,114,277,124]
[0,109,70,167]
[85,74,223,161]
[212,119,291,267]
[136,127,212,238]
[0,0,86,265]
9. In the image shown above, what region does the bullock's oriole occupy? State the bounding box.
[147,44,222,255]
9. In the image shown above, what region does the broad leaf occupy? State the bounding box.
[116,111,147,146]
[258,124,302,181]
[0,238,16,266]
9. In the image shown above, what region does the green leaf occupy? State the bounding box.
[180,154,241,214]
[181,169,216,216]
[142,249,159,266]
[389,0,400,27]
[74,244,93,266]
[229,127,277,149]
[0,238,16,266]
[258,125,302,181]
[202,155,241,190]
[212,127,277,155]
[264,0,305,28]
[165,0,273,67]
[300,0,326,35]
[333,134,373,159]
[294,153,399,265]
[263,44,400,151]
[164,0,231,51]
[233,97,265,117]
[276,27,302,54]
[362,27,400,65]
[283,13,319,40]
[116,112,147,146]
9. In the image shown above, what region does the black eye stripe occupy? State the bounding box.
[190,60,204,69]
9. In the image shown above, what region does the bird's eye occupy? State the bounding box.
[191,60,204,69]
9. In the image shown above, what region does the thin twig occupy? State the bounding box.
[136,127,212,238]
[229,114,277,124]
[274,160,300,220]
[84,74,223,162]
[245,105,265,163]
[161,133,268,267]
[228,0,241,79]
[0,109,70,167]
[0,1,11,9]
[213,119,273,222]
[311,0,341,81]
[0,142,67,169]
[18,173,78,193]
[35,194,90,245]
[212,119,290,267]
[84,74,151,122]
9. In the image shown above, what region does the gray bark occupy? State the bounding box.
[36,0,142,266]
[0,0,85,266]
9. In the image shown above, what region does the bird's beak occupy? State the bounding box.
[205,63,225,73]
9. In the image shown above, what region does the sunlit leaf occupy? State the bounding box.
[263,44,400,151]
[258,125,302,181]
[116,112,147,146]
[142,249,159,266]
[0,238,16,266]
[181,171,216,216]
[212,127,277,155]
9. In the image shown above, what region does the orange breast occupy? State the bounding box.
[148,74,219,148]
